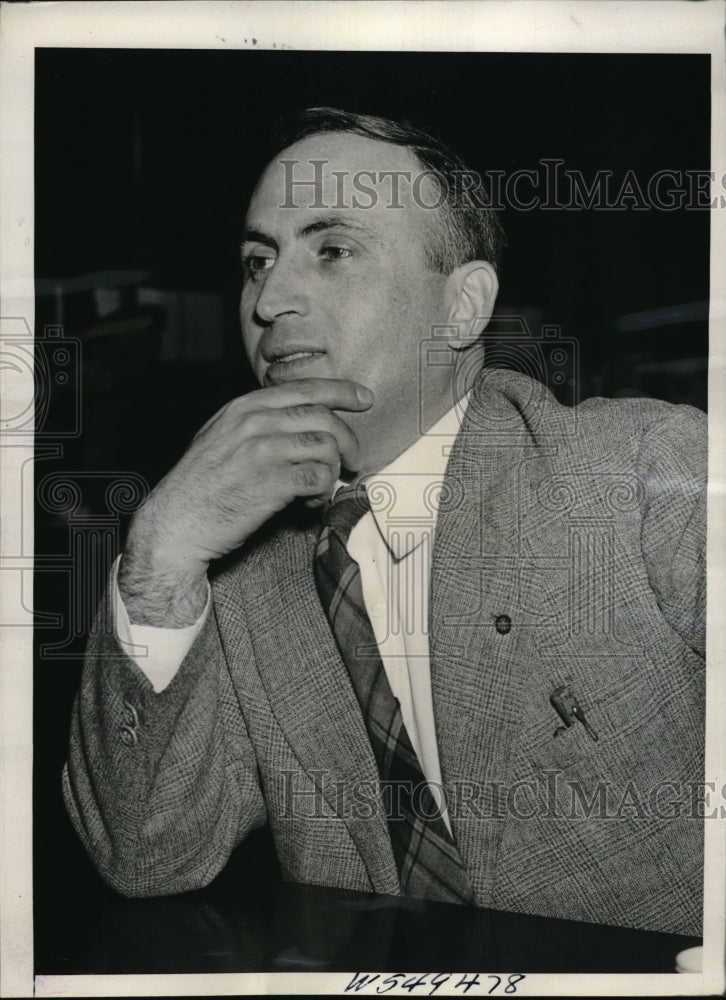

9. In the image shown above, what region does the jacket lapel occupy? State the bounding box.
[430,369,546,902]
[216,516,398,895]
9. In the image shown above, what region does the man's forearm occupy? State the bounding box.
[64,586,268,896]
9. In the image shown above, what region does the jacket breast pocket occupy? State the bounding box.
[531,717,600,772]
[524,683,612,776]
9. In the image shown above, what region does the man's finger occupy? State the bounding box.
[253,378,374,413]
[240,408,360,471]
[246,431,343,476]
[287,460,337,499]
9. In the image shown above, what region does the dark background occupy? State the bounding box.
[33,49,710,973]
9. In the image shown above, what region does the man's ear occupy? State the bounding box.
[444,262,499,351]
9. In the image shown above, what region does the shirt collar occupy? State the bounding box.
[362,394,470,560]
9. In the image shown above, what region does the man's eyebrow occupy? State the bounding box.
[240,227,278,251]
[295,216,383,242]
[240,215,385,249]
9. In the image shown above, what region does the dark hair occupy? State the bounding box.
[269,107,506,275]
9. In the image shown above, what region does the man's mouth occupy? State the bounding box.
[263,348,327,383]
[262,341,327,362]
[275,350,325,364]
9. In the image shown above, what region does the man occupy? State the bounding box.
[64,108,706,936]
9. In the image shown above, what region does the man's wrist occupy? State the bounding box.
[118,542,210,628]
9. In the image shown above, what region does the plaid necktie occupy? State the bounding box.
[314,483,474,904]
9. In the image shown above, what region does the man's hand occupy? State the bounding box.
[118,379,373,626]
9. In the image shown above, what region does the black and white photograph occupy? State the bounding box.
[0,2,724,996]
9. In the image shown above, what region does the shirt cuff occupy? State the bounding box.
[111,555,211,693]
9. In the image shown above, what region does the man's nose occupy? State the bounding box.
[253,256,309,323]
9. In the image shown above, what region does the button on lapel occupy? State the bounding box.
[495,614,512,635]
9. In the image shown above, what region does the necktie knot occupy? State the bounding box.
[323,483,371,544]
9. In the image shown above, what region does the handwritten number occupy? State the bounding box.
[345,970,525,995]
[377,973,405,994]
[454,973,482,993]
[402,974,429,992]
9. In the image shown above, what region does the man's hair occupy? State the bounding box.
[269,107,506,276]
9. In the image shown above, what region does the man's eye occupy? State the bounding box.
[243,255,275,280]
[319,246,352,261]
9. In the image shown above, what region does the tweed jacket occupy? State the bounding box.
[63,368,707,936]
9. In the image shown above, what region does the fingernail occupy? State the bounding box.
[356,386,374,405]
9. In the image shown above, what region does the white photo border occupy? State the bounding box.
[1,1,724,996]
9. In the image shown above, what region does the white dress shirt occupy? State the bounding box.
[114,397,469,829]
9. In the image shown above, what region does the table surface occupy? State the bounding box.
[35,826,701,976]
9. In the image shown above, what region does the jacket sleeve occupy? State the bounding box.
[638,404,707,658]
[62,586,268,897]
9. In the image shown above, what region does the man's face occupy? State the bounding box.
[239,132,451,451]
